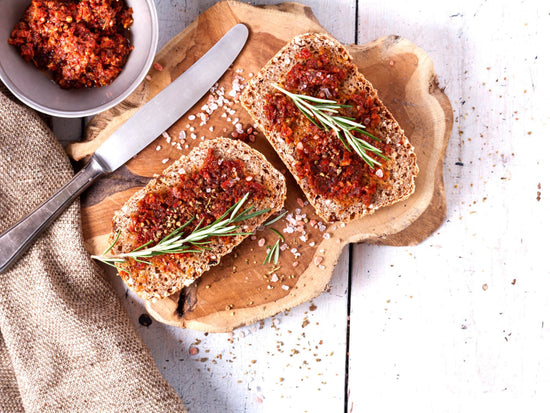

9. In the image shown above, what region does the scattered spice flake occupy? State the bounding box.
[511,279,517,285]
[482,283,488,291]
[189,346,199,355]
[153,62,164,71]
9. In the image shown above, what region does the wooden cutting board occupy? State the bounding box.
[66,1,452,332]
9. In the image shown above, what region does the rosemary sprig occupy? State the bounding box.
[272,83,389,168]
[92,193,270,267]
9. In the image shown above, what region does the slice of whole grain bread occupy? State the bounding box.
[109,137,286,301]
[240,33,418,223]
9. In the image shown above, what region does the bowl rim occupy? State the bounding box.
[0,0,159,119]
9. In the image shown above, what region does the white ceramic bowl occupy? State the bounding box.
[0,0,158,118]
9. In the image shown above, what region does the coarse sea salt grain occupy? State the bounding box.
[162,158,169,164]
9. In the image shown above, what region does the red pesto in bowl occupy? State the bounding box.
[8,0,134,89]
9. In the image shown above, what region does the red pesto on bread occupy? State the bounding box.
[240,33,418,223]
[108,138,286,301]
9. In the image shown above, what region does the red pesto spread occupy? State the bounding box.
[263,47,390,208]
[122,149,267,276]
[8,0,133,89]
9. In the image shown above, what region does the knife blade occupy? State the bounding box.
[0,23,249,273]
[96,23,248,172]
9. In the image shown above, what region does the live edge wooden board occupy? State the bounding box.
[66,1,452,332]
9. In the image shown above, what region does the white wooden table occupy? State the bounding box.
[54,1,550,411]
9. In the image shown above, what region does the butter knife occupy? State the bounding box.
[0,23,249,273]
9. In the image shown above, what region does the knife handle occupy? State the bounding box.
[0,156,106,273]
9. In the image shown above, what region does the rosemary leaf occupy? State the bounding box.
[263,239,281,266]
[269,228,284,241]
[263,210,288,226]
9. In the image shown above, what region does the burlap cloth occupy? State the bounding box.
[0,85,187,412]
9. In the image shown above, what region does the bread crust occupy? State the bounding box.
[240,33,418,223]
[109,138,286,301]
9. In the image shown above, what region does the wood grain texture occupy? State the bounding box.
[68,1,451,332]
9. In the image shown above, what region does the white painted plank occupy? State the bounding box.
[349,1,550,411]
[154,0,356,45]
